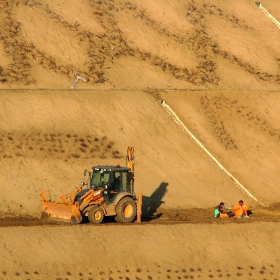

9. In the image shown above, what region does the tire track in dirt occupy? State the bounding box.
[1,203,280,226]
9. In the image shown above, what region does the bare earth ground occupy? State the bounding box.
[0,0,280,279]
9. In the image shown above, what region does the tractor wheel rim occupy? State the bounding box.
[123,204,133,217]
[95,211,102,220]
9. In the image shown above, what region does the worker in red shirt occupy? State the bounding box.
[233,200,249,219]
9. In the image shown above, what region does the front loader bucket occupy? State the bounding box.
[40,201,82,224]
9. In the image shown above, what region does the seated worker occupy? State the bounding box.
[233,200,249,219]
[214,202,224,217]
[214,202,229,218]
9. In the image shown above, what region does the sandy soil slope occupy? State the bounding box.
[0,0,280,279]
[0,0,279,91]
[1,89,273,217]
[1,223,280,279]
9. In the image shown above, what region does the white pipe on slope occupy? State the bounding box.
[256,2,280,30]
[161,99,264,206]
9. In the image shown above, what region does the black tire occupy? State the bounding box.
[88,206,104,224]
[115,197,137,223]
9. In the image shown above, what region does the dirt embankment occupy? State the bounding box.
[0,1,279,90]
[0,0,280,279]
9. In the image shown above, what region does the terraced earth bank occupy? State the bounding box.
[0,0,280,279]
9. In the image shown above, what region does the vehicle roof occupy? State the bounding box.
[92,165,130,172]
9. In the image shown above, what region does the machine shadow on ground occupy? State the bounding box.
[141,182,168,222]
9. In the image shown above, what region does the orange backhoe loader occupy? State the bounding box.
[39,147,142,224]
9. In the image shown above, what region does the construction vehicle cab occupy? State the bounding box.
[39,147,141,224]
[90,166,131,192]
[88,165,134,200]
